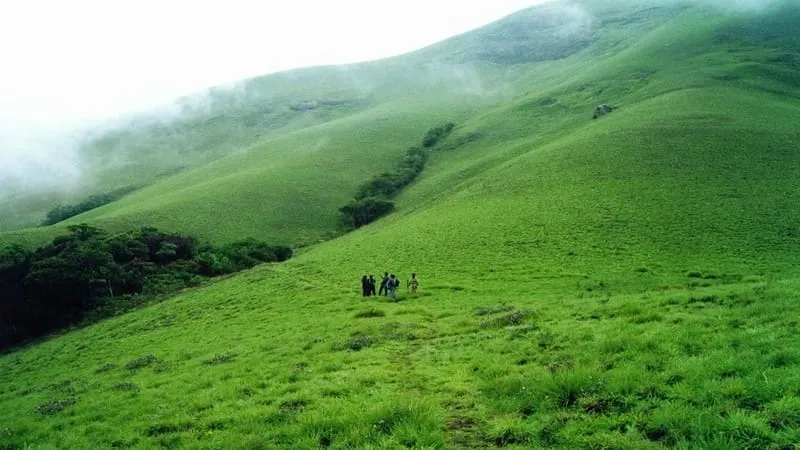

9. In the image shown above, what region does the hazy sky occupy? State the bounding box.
[0,0,549,125]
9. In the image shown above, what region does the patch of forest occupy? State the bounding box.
[340,123,455,228]
[0,225,292,350]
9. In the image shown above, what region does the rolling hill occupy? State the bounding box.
[2,0,800,448]
[0,0,674,246]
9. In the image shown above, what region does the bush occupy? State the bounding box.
[356,173,402,200]
[41,186,138,226]
[340,198,395,228]
[421,123,455,148]
[215,239,293,273]
[341,123,454,228]
[0,225,293,350]
[343,332,375,351]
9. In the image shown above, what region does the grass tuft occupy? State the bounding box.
[94,363,117,373]
[35,397,76,415]
[354,308,386,318]
[480,310,531,329]
[474,305,515,316]
[202,353,236,366]
[341,332,375,351]
[125,354,160,371]
[111,382,139,392]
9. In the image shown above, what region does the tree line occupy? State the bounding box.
[0,225,292,350]
[340,122,455,228]
[41,186,139,226]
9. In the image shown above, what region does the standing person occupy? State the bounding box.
[408,273,419,294]
[361,275,370,297]
[387,274,398,301]
[369,275,377,296]
[379,272,389,296]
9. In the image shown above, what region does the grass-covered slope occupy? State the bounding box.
[2,253,799,448]
[2,0,800,448]
[0,0,651,245]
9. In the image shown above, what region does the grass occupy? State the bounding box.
[2,259,800,448]
[2,0,800,448]
[0,0,683,246]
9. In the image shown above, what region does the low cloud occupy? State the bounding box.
[694,0,791,12]
[0,121,85,198]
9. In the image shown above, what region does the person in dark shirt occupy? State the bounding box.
[368,275,377,296]
[361,275,370,297]
[387,274,398,301]
[379,272,389,296]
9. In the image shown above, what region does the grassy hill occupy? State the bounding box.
[0,0,628,245]
[2,0,800,448]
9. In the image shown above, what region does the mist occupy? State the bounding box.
[0,0,789,230]
[696,0,794,12]
[0,121,85,196]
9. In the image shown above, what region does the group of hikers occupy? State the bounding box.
[361,272,419,301]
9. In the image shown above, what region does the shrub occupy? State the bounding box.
[0,225,293,350]
[41,186,138,226]
[341,123,454,228]
[216,239,293,273]
[340,198,395,228]
[421,122,455,148]
[343,332,375,351]
[355,173,402,200]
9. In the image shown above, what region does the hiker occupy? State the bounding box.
[369,275,377,296]
[379,272,389,296]
[361,275,370,297]
[408,273,419,294]
[387,274,398,301]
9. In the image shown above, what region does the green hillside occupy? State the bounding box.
[0,0,645,245]
[3,0,800,448]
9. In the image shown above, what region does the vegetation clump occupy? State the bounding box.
[341,332,375,351]
[111,382,139,392]
[94,363,116,374]
[202,353,236,365]
[592,104,615,119]
[0,224,292,349]
[421,123,456,148]
[479,310,531,329]
[35,397,76,415]
[474,305,515,316]
[340,123,454,228]
[354,308,386,318]
[41,186,139,225]
[125,355,160,371]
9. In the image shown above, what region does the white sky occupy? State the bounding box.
[0,0,549,126]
